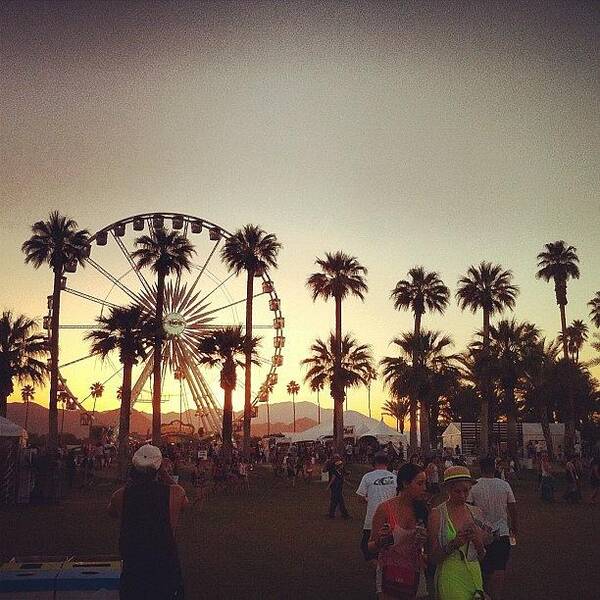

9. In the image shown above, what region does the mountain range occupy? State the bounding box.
[6,400,328,439]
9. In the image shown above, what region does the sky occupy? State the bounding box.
[1,1,599,425]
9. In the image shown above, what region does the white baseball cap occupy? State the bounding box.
[132,444,162,471]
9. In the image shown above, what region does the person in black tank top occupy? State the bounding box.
[109,444,185,600]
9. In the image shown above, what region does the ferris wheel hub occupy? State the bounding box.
[164,312,186,337]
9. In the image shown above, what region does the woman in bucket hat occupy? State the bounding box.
[427,466,491,600]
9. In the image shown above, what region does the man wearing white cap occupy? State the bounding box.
[108,444,188,599]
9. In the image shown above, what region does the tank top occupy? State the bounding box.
[119,480,182,598]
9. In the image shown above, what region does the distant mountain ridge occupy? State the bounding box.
[6,401,323,438]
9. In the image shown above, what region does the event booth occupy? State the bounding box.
[0,416,28,504]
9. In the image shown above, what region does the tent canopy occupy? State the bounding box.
[0,416,28,446]
[358,419,408,446]
[290,411,408,445]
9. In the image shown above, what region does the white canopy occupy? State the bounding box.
[0,416,28,446]
[358,419,408,447]
[290,411,406,444]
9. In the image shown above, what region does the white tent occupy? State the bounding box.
[441,422,462,450]
[0,416,28,447]
[358,419,409,447]
[290,411,387,443]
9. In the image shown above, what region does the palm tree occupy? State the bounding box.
[89,382,104,422]
[536,241,580,451]
[0,311,48,418]
[472,319,539,457]
[286,380,300,432]
[309,377,325,424]
[589,291,600,328]
[258,381,274,434]
[365,366,377,419]
[21,384,35,431]
[85,305,152,477]
[306,252,368,450]
[522,337,561,457]
[302,333,374,442]
[456,262,518,455]
[381,330,455,452]
[221,225,281,457]
[22,211,89,449]
[197,326,260,458]
[382,398,410,433]
[558,319,589,363]
[391,266,450,453]
[132,228,195,444]
[536,241,580,358]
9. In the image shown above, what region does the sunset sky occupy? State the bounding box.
[2,1,599,426]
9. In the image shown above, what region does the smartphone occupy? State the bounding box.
[381,523,394,547]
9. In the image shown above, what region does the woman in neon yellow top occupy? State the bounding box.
[428,466,489,600]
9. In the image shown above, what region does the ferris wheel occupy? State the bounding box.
[46,212,284,437]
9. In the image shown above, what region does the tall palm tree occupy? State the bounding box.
[21,384,35,431]
[536,241,580,451]
[85,305,152,477]
[391,266,450,453]
[197,326,260,458]
[89,382,104,421]
[0,311,48,418]
[258,381,274,435]
[302,333,374,444]
[536,241,580,359]
[132,228,195,444]
[309,377,325,424]
[588,291,600,329]
[472,319,539,457]
[558,319,589,363]
[456,262,518,455]
[286,380,300,432]
[222,225,281,457]
[22,211,89,449]
[381,330,455,452]
[382,398,410,433]
[306,252,368,450]
[365,366,378,419]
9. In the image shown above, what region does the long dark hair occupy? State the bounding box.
[396,463,428,523]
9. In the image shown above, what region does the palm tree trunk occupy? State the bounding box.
[118,360,133,480]
[559,302,575,453]
[410,312,421,454]
[429,397,440,450]
[267,399,270,435]
[24,398,30,430]
[292,393,296,433]
[0,391,8,418]
[559,303,569,360]
[333,295,344,452]
[419,398,431,456]
[222,385,233,460]
[48,270,62,451]
[480,308,491,456]
[152,271,165,445]
[317,388,320,425]
[506,387,518,458]
[539,402,554,460]
[242,270,254,459]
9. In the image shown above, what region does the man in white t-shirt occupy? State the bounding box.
[468,457,518,600]
[356,452,397,560]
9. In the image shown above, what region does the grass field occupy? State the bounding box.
[2,465,599,599]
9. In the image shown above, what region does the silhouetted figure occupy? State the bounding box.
[109,444,188,599]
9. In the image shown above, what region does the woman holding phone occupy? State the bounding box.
[368,463,428,600]
[428,466,489,600]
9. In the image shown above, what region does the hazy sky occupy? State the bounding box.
[2,1,599,422]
